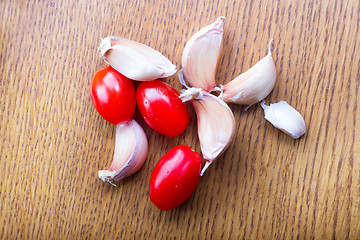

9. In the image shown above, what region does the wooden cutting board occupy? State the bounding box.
[1,0,359,238]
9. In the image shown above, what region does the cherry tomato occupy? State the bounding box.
[149,145,202,211]
[90,66,136,124]
[136,80,190,137]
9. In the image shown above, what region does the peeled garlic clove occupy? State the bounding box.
[99,36,177,81]
[98,119,148,185]
[220,39,276,105]
[260,100,306,139]
[180,88,235,175]
[181,17,225,92]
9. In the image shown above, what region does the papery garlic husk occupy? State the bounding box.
[261,100,306,139]
[220,39,276,105]
[98,119,148,185]
[180,88,235,175]
[181,17,225,92]
[99,36,177,81]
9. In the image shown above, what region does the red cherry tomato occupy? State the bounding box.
[149,145,202,211]
[90,66,136,124]
[136,80,190,137]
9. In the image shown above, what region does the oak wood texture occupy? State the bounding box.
[1,0,360,239]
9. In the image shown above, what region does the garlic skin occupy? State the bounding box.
[181,17,225,92]
[180,88,235,175]
[220,40,276,105]
[99,36,177,81]
[98,119,148,185]
[260,100,306,139]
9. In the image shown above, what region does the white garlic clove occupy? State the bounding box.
[220,39,276,105]
[260,100,306,139]
[98,119,148,185]
[99,36,177,81]
[180,88,235,175]
[181,17,225,92]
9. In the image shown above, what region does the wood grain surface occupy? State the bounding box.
[1,0,360,239]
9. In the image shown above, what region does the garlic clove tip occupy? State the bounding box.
[200,161,212,176]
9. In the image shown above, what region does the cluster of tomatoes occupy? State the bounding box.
[90,66,202,210]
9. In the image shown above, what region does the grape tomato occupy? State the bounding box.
[136,80,190,137]
[149,145,202,211]
[90,66,136,124]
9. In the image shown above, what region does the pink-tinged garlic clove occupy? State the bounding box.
[180,88,235,175]
[181,17,225,92]
[98,119,148,185]
[220,39,276,105]
[99,36,177,81]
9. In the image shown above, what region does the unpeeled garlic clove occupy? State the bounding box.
[220,39,276,105]
[260,100,306,139]
[180,88,235,175]
[181,17,225,92]
[99,36,177,81]
[98,119,148,185]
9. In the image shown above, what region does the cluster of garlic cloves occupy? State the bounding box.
[181,17,225,92]
[220,39,276,105]
[179,15,307,176]
[98,119,148,185]
[261,100,306,139]
[180,88,235,176]
[99,36,177,81]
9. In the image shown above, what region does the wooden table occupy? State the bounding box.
[1,0,359,239]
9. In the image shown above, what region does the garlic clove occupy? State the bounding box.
[260,100,306,139]
[220,39,276,105]
[180,88,235,175]
[99,36,177,81]
[98,119,148,185]
[181,17,225,92]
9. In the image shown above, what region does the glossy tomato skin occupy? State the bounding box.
[149,145,202,211]
[90,66,136,124]
[136,80,190,137]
